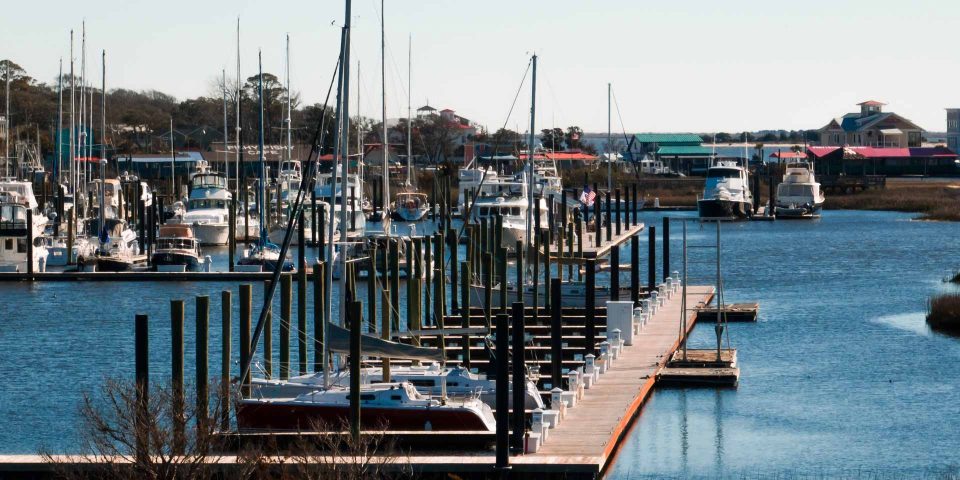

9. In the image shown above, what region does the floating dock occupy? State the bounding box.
[695,302,759,322]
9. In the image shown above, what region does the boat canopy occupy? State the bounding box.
[326,324,445,362]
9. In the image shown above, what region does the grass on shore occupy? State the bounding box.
[825,180,960,221]
[927,293,960,335]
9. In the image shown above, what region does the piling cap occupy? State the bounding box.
[551,387,564,393]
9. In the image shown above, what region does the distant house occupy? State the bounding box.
[625,133,713,175]
[813,101,957,175]
[946,108,960,153]
[818,101,923,148]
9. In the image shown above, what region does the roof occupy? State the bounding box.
[519,152,599,161]
[417,105,436,111]
[769,151,807,159]
[440,108,455,113]
[129,151,204,163]
[656,145,714,156]
[807,146,956,159]
[632,133,703,144]
[858,100,886,106]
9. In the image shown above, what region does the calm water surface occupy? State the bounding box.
[1,210,959,478]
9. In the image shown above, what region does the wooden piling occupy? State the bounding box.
[586,259,597,355]
[311,190,318,245]
[220,290,232,430]
[543,228,551,309]
[390,239,400,332]
[411,240,422,347]
[263,287,273,379]
[425,234,433,327]
[406,238,416,343]
[611,245,620,301]
[616,188,622,236]
[515,240,524,303]
[134,313,149,464]
[434,233,445,320]
[368,245,378,333]
[510,301,526,453]
[594,196,601,248]
[497,246,508,312]
[495,311,510,470]
[381,283,392,382]
[448,228,458,314]
[66,208,74,265]
[313,261,325,372]
[348,300,362,442]
[605,191,612,242]
[171,299,185,455]
[483,252,493,328]
[228,199,236,272]
[298,269,307,375]
[195,295,209,424]
[663,216,670,280]
[550,278,562,389]
[631,234,640,306]
[26,210,33,275]
[239,284,252,396]
[648,225,656,290]
[460,260,471,368]
[632,183,639,224]
[280,274,292,380]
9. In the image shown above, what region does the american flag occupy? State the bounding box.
[580,187,596,207]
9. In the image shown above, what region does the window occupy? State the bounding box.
[409,379,435,387]
[4,239,12,250]
[707,168,740,179]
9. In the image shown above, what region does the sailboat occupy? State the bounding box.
[366,0,393,227]
[391,35,429,223]
[237,52,293,272]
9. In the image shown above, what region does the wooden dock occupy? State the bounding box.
[695,302,759,322]
[547,222,644,262]
[0,271,276,282]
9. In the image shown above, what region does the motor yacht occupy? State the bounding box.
[775,162,825,219]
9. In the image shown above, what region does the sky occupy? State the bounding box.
[3,0,960,134]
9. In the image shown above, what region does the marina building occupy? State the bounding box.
[946,108,960,153]
[625,133,713,175]
[812,101,957,175]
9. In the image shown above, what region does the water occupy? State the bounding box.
[2,211,960,478]
[607,210,960,478]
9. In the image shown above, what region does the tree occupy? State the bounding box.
[416,114,457,164]
[565,126,584,150]
[540,128,565,150]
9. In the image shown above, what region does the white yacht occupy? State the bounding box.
[775,162,825,219]
[267,199,337,246]
[314,169,367,239]
[174,161,244,245]
[0,191,48,272]
[697,160,753,221]
[468,172,548,252]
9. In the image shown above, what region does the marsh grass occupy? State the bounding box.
[927,293,960,334]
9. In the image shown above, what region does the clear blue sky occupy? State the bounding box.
[3,0,958,133]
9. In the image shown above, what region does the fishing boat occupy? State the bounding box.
[237,381,495,432]
[252,362,544,410]
[151,224,206,272]
[697,160,754,221]
[775,161,825,219]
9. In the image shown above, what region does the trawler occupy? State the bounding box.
[775,162,825,219]
[0,191,48,272]
[151,224,206,272]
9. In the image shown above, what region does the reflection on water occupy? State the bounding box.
[606,210,960,478]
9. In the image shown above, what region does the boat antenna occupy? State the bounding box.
[56,58,63,186]
[285,33,292,165]
[607,82,612,192]
[69,30,75,195]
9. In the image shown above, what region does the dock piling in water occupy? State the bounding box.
[220,290,231,430]
[460,260,471,368]
[195,295,209,424]
[511,301,526,453]
[631,234,640,306]
[239,284,252,396]
[495,311,510,471]
[550,278,562,389]
[648,225,656,291]
[280,274,291,380]
[586,258,597,356]
[314,261,325,372]
[663,217,670,280]
[170,299,185,455]
[610,245,620,301]
[134,313,149,464]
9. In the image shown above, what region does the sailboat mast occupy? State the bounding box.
[222,69,228,170]
[257,51,266,249]
[4,59,10,178]
[56,59,63,184]
[169,117,174,198]
[607,83,612,192]
[406,34,412,187]
[69,31,75,195]
[380,0,389,216]
[101,50,105,168]
[285,34,292,164]
[526,54,537,250]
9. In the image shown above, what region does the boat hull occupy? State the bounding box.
[151,252,204,272]
[190,223,230,246]
[392,207,429,222]
[697,198,752,221]
[236,401,493,432]
[94,255,147,272]
[775,202,823,219]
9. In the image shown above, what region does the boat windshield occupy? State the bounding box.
[157,238,196,250]
[0,204,27,223]
[191,174,226,190]
[478,205,522,216]
[707,168,741,179]
[188,199,228,210]
[780,184,814,196]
